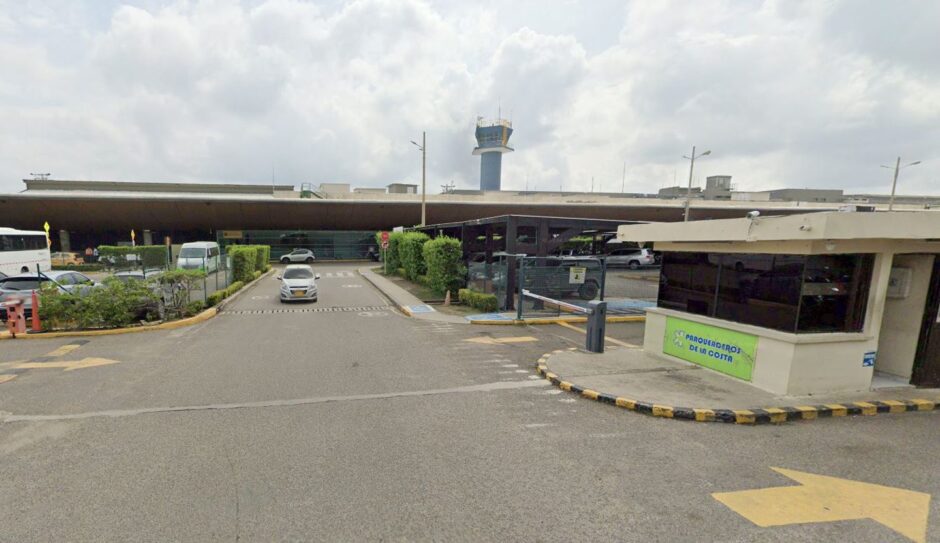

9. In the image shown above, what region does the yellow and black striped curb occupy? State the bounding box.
[535,348,940,425]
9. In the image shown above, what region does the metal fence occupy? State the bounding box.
[96,247,234,305]
[515,257,659,319]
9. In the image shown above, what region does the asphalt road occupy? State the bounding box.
[1,262,939,542]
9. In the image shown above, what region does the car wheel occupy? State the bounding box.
[628,260,640,270]
[280,257,290,264]
[578,281,599,300]
[305,257,314,263]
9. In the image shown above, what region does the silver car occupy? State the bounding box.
[280,249,316,264]
[279,264,320,303]
[0,270,100,319]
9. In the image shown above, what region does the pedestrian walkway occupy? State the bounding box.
[358,268,465,323]
[538,346,940,424]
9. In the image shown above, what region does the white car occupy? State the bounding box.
[278,264,320,303]
[605,248,656,269]
[280,249,316,264]
[0,270,100,319]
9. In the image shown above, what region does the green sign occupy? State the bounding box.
[663,316,758,381]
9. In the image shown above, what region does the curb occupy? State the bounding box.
[535,348,940,425]
[469,315,646,325]
[0,269,272,341]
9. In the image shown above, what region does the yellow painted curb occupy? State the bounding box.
[534,349,940,426]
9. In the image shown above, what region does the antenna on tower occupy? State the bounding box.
[440,181,456,194]
[30,173,51,181]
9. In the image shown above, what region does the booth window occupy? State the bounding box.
[658,252,873,333]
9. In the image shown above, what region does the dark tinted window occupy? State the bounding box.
[714,254,804,332]
[658,252,719,316]
[1,234,45,251]
[658,252,873,333]
[798,254,873,332]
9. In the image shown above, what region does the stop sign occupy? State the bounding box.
[381,231,389,242]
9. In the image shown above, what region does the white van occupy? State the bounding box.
[176,242,220,273]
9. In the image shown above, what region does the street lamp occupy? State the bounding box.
[682,146,711,222]
[881,157,922,211]
[411,132,427,227]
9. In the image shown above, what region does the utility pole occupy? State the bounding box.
[683,146,711,222]
[621,162,626,193]
[411,132,427,226]
[882,156,922,211]
[421,131,426,226]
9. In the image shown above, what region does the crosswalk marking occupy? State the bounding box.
[321,271,355,279]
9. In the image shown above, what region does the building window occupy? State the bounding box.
[658,252,873,333]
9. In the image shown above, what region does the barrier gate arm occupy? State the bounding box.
[520,289,607,353]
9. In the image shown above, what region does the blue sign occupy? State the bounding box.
[862,351,876,367]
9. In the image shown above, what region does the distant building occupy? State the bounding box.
[353,187,386,195]
[732,189,844,203]
[703,175,734,200]
[387,183,418,194]
[319,183,350,193]
[659,186,702,199]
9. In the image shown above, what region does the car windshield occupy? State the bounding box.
[284,268,313,279]
[179,248,206,258]
[0,278,43,290]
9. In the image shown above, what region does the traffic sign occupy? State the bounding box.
[381,231,389,242]
[381,240,389,250]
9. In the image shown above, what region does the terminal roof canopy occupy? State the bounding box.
[617,211,940,244]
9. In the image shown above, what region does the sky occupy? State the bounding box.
[0,0,937,195]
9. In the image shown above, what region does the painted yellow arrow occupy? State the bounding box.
[713,467,931,543]
[463,336,538,345]
[13,357,120,372]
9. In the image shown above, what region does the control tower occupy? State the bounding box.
[472,117,513,191]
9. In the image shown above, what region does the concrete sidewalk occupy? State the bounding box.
[358,268,465,323]
[538,346,940,424]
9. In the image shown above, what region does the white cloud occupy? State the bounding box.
[0,0,937,196]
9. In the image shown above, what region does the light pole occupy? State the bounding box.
[411,132,427,226]
[881,157,921,211]
[683,146,711,222]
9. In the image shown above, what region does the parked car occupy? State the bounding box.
[113,269,164,282]
[0,270,100,319]
[278,264,320,302]
[50,252,84,266]
[522,258,603,300]
[177,241,221,272]
[605,248,656,269]
[280,248,316,264]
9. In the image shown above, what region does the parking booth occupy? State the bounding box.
[617,211,940,395]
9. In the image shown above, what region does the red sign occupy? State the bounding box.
[381,231,389,242]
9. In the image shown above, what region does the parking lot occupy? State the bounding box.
[2,262,940,542]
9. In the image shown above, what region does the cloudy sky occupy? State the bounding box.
[0,0,937,195]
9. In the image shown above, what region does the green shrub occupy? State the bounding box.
[252,269,262,280]
[98,245,168,270]
[396,267,405,277]
[207,280,246,307]
[386,231,405,270]
[52,264,104,272]
[227,246,258,282]
[156,269,207,320]
[38,278,160,330]
[422,236,465,296]
[398,232,429,281]
[185,300,205,316]
[458,288,499,312]
[207,291,224,306]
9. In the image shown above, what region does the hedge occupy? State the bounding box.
[52,264,104,272]
[458,288,498,312]
[422,236,465,296]
[98,245,168,270]
[207,280,246,306]
[225,245,271,282]
[398,232,429,281]
[385,231,405,271]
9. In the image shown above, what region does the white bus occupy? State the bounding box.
[0,227,51,277]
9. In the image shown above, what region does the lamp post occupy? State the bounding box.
[411,132,427,226]
[683,146,711,222]
[881,157,921,211]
